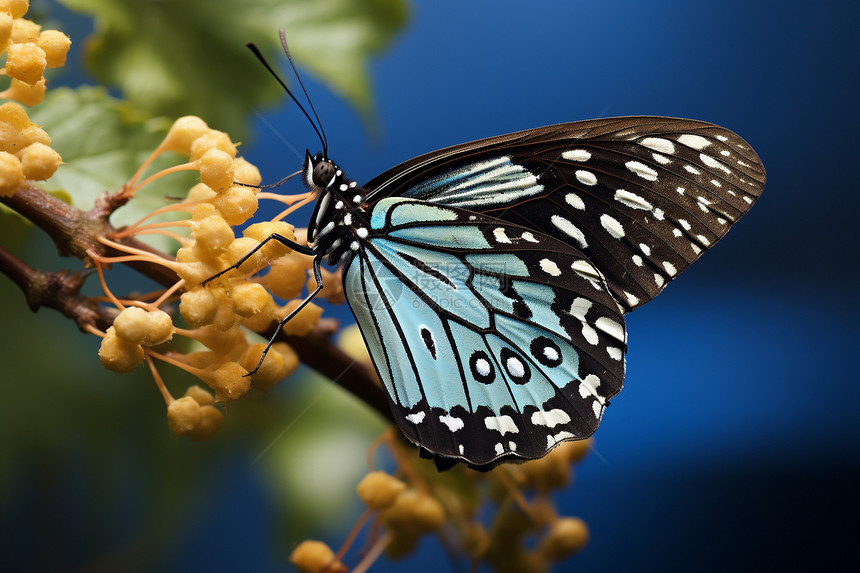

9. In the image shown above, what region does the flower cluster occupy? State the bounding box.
[1,0,71,106]
[0,0,69,196]
[92,115,335,439]
[291,427,593,573]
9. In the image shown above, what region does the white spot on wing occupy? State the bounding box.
[474,358,491,377]
[600,214,625,238]
[641,137,675,154]
[551,215,588,249]
[575,170,598,186]
[493,227,512,244]
[565,193,586,210]
[663,261,677,276]
[624,291,640,307]
[607,346,623,360]
[578,374,601,399]
[563,149,592,162]
[569,297,598,345]
[531,409,571,428]
[571,260,601,281]
[678,134,711,149]
[625,161,658,181]
[406,411,425,424]
[614,189,653,210]
[440,414,464,432]
[540,258,562,276]
[485,415,519,435]
[505,355,526,378]
[594,317,625,343]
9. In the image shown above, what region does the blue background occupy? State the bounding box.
[4,1,858,572]
[243,1,859,571]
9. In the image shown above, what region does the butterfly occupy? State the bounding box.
[237,36,766,470]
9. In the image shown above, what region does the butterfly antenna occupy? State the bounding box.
[245,40,328,158]
[277,28,328,158]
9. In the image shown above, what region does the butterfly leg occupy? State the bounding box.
[246,252,325,376]
[202,233,315,285]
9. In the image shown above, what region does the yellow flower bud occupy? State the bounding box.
[36,30,71,68]
[278,300,322,336]
[17,142,61,180]
[0,102,31,130]
[190,214,234,259]
[0,12,13,53]
[382,489,446,534]
[184,384,215,406]
[243,220,295,259]
[186,182,217,202]
[357,471,407,510]
[232,157,261,186]
[225,236,266,276]
[193,324,247,355]
[211,361,250,401]
[5,42,47,85]
[0,0,30,20]
[211,185,258,226]
[162,116,209,156]
[186,405,223,440]
[229,281,275,318]
[197,148,235,191]
[191,202,218,221]
[259,254,310,300]
[189,130,236,161]
[167,396,201,436]
[112,306,174,346]
[180,286,219,328]
[0,77,47,106]
[10,17,39,43]
[539,517,589,560]
[289,540,346,573]
[239,342,297,391]
[174,258,226,288]
[0,151,24,197]
[98,326,145,373]
[20,125,50,147]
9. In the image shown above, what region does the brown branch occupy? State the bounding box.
[0,184,391,422]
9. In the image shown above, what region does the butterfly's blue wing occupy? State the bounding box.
[364,117,766,312]
[342,197,626,467]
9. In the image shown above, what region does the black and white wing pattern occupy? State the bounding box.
[342,198,626,468]
[364,117,766,312]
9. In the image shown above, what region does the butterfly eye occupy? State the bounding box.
[312,161,336,188]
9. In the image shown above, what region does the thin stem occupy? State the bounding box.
[127,141,168,189]
[146,355,174,404]
[150,278,185,309]
[272,193,315,222]
[88,249,126,311]
[351,531,392,573]
[126,162,198,196]
[334,508,375,564]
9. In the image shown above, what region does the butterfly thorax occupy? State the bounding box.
[303,151,370,265]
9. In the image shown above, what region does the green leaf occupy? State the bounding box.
[56,0,409,137]
[27,86,198,251]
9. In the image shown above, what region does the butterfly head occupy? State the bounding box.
[303,150,337,191]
